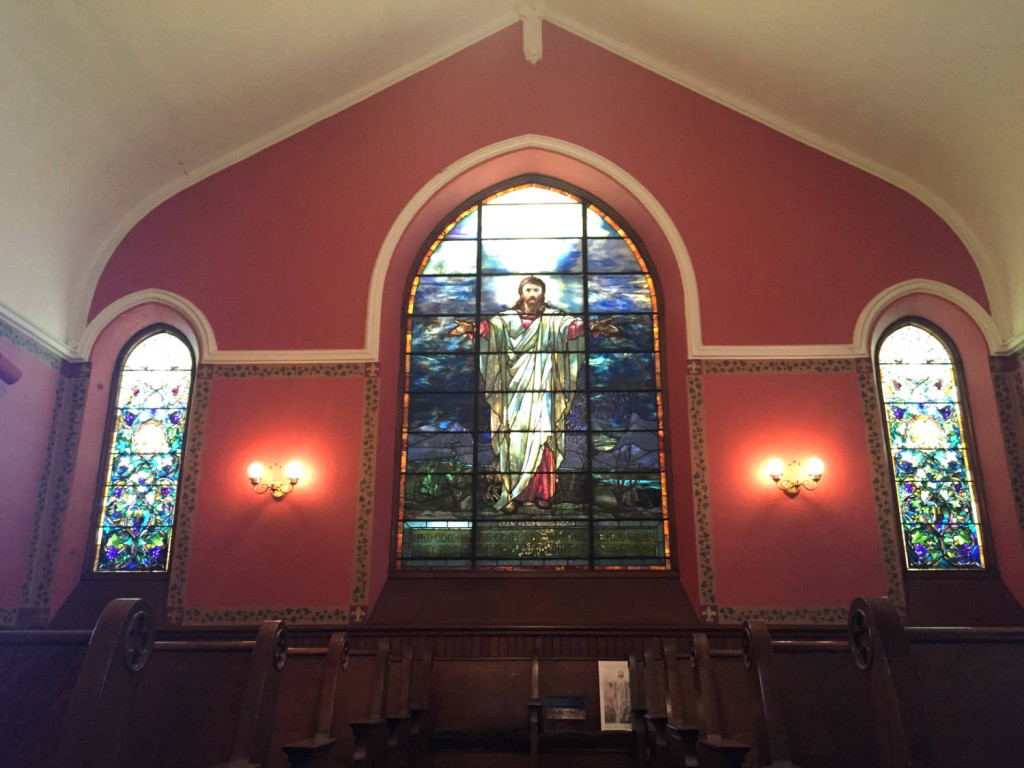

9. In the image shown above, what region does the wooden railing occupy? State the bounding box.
[5,597,1024,768]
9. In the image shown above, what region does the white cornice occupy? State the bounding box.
[77,289,376,364]
[0,302,74,361]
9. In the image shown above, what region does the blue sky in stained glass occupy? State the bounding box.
[422,240,476,275]
[412,276,477,314]
[589,353,657,390]
[410,317,474,353]
[481,238,582,274]
[481,203,582,239]
[586,207,620,237]
[445,208,478,239]
[587,239,641,272]
[588,275,652,312]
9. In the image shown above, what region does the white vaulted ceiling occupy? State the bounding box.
[1,1,1022,353]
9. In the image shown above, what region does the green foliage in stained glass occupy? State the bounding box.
[400,182,669,570]
[878,325,984,569]
[95,332,193,572]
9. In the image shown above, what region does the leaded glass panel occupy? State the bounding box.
[878,324,985,569]
[398,181,669,570]
[95,331,194,572]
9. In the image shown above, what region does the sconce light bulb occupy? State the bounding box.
[285,461,303,483]
[247,462,264,483]
[806,457,824,478]
[766,458,785,479]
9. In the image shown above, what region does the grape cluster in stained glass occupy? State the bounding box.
[95,332,193,571]
[878,325,984,569]
[399,183,669,570]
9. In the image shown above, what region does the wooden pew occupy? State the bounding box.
[425,655,535,761]
[629,652,650,768]
[662,642,699,768]
[282,632,349,768]
[349,639,392,768]
[849,596,1024,768]
[642,646,671,767]
[0,597,151,768]
[743,620,873,768]
[691,633,751,768]
[406,649,434,768]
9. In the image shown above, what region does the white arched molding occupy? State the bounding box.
[853,279,1004,356]
[77,290,216,363]
[367,134,703,361]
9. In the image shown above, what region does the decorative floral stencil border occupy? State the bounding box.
[18,362,91,614]
[166,362,378,626]
[0,315,62,370]
[992,355,1024,531]
[687,358,905,625]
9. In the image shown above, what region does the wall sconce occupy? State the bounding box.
[767,457,824,496]
[247,461,302,500]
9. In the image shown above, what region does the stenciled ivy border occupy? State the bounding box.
[166,362,377,626]
[19,362,91,614]
[0,315,62,370]
[688,357,904,626]
[991,356,1024,531]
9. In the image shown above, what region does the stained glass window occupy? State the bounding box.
[398,181,670,570]
[94,330,194,572]
[878,323,985,570]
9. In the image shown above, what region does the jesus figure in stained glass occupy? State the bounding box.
[450,276,616,513]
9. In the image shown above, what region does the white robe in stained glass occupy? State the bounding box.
[479,308,585,509]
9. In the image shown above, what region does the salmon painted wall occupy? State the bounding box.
[29,23,1008,623]
[702,371,889,608]
[0,335,59,613]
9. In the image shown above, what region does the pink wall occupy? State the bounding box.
[0,338,59,609]
[91,24,985,349]
[183,374,363,609]
[33,24,1010,623]
[703,372,889,607]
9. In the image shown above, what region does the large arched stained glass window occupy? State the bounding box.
[878,323,985,570]
[398,180,670,570]
[94,329,194,572]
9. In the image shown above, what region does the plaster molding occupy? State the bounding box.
[79,290,379,364]
[77,289,218,362]
[852,279,1003,355]
[0,302,74,363]
[367,133,703,361]
[695,344,861,361]
[543,11,1007,342]
[68,12,520,348]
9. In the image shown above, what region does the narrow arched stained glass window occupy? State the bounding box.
[397,180,670,570]
[878,323,985,569]
[94,330,194,572]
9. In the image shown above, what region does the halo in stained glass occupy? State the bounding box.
[399,180,669,571]
[95,331,194,572]
[878,323,985,570]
